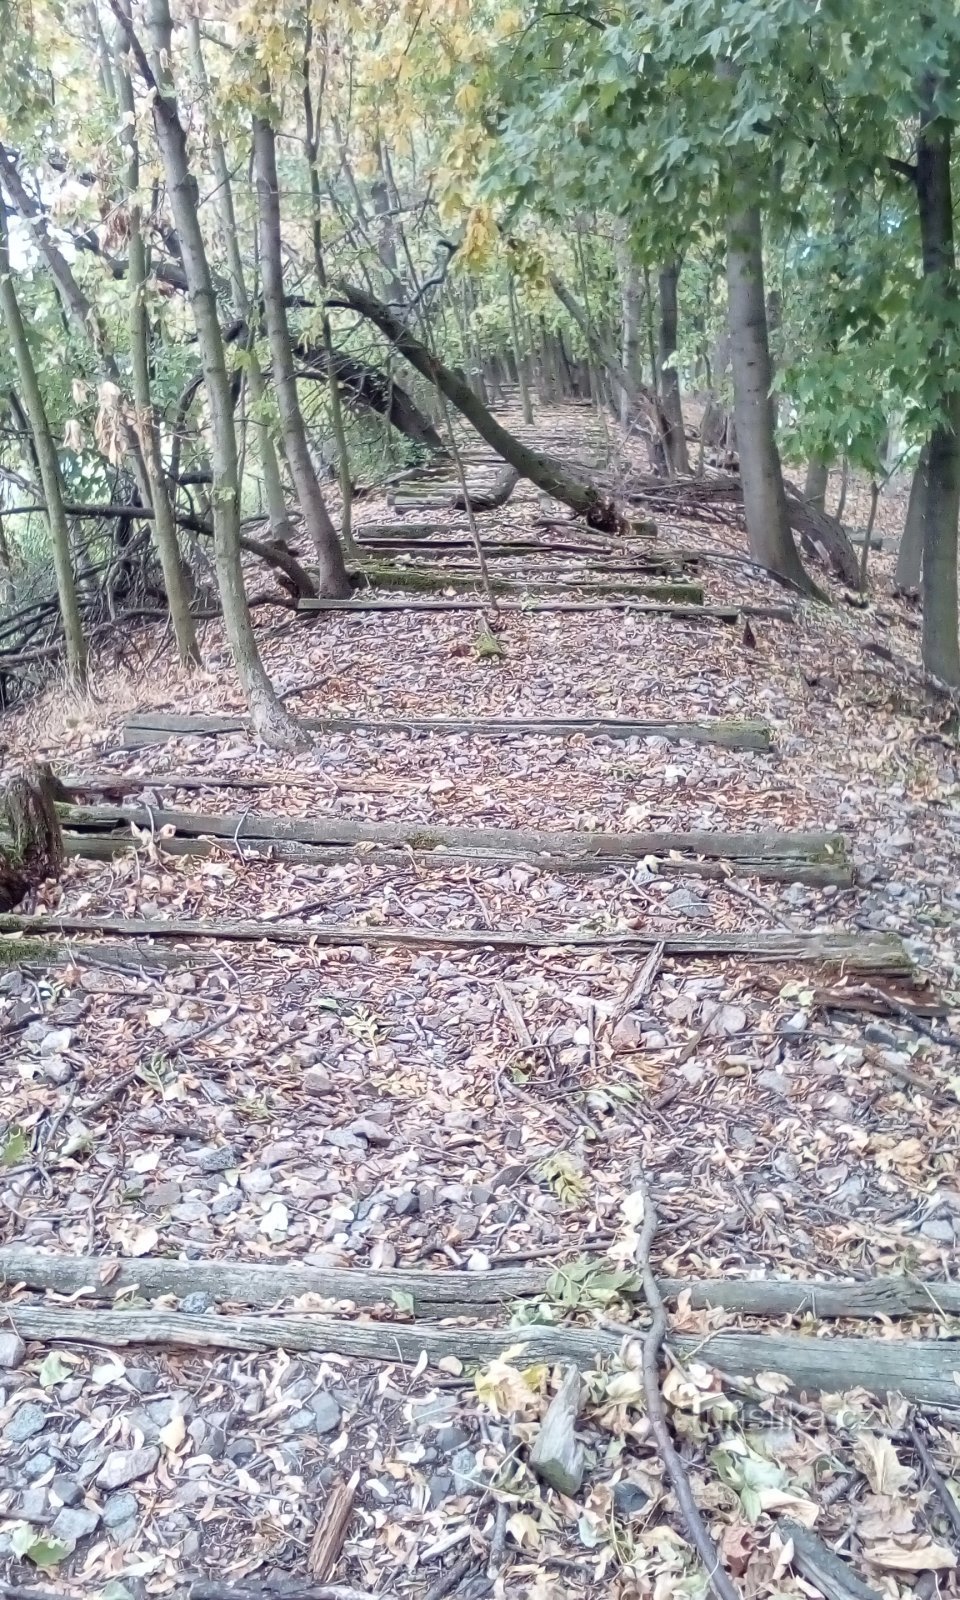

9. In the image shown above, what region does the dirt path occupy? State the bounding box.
[0,405,958,1597]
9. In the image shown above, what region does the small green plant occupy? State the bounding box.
[474,625,505,662]
[546,1258,638,1310]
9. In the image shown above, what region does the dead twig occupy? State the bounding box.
[612,939,664,1026]
[424,1553,480,1600]
[632,1164,743,1600]
[860,984,960,1050]
[715,874,794,931]
[486,1501,509,1578]
[908,1415,960,1545]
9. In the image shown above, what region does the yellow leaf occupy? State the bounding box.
[506,1511,541,1550]
[494,8,523,36]
[474,1358,544,1417]
[159,1411,186,1453]
[865,1539,957,1573]
[454,81,481,113]
[852,1434,914,1496]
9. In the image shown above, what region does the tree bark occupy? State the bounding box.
[0,763,65,911]
[658,261,690,475]
[115,20,200,669]
[915,76,960,685]
[185,17,294,550]
[329,280,636,532]
[894,447,927,591]
[619,248,643,429]
[803,458,829,513]
[113,0,301,747]
[725,198,811,590]
[252,94,350,597]
[0,203,87,683]
[507,269,533,425]
[302,34,357,558]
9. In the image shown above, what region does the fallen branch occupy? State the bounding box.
[633,1167,742,1600]
[0,914,913,973]
[4,1305,960,1401]
[907,1417,960,1543]
[328,278,644,533]
[776,1521,883,1600]
[119,711,773,751]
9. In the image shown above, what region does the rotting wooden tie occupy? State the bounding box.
[0,915,914,974]
[119,711,774,751]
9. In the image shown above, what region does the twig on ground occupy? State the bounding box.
[424,1552,479,1600]
[861,984,960,1049]
[612,939,664,1027]
[486,1501,509,1578]
[715,874,794,930]
[776,1519,883,1600]
[632,1163,743,1600]
[863,1045,944,1101]
[908,1415,960,1544]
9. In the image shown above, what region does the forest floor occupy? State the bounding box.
[0,405,959,1600]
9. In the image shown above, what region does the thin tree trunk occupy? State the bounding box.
[252,93,350,597]
[0,203,87,683]
[185,17,293,550]
[803,458,829,513]
[302,33,357,559]
[643,267,660,397]
[725,195,810,589]
[0,143,150,505]
[112,0,301,747]
[115,21,199,669]
[916,74,960,684]
[507,270,533,425]
[894,448,927,591]
[619,248,642,429]
[658,261,690,475]
[858,479,881,586]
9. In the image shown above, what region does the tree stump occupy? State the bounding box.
[0,762,66,911]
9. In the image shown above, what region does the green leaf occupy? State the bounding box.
[389,1288,416,1314]
[10,1525,74,1566]
[1,1126,29,1166]
[38,1351,72,1388]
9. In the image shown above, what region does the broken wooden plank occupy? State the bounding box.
[61,832,851,886]
[529,1367,584,1494]
[0,913,913,973]
[3,1250,956,1319]
[120,712,774,751]
[3,1305,956,1404]
[57,802,845,866]
[0,935,201,973]
[307,1474,359,1583]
